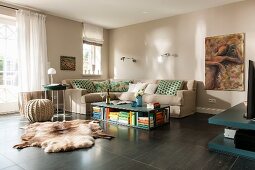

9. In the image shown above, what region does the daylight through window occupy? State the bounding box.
[83,42,101,75]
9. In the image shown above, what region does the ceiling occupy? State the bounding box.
[2,0,243,28]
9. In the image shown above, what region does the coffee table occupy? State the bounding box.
[91,102,170,130]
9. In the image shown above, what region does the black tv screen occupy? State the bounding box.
[247,60,255,119]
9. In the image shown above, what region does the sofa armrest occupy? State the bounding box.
[65,89,88,103]
[176,90,196,106]
[66,88,88,94]
[64,89,88,113]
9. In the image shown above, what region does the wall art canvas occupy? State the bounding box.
[60,56,76,71]
[205,33,244,91]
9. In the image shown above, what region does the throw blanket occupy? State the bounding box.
[14,119,114,153]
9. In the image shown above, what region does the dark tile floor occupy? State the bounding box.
[0,113,254,170]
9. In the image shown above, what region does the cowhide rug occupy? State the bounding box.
[14,119,114,153]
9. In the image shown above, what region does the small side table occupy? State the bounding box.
[43,84,69,121]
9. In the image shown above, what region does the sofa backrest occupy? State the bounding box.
[62,79,107,88]
[133,79,196,91]
[62,79,196,91]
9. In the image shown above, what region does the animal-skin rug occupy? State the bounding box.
[13,119,114,153]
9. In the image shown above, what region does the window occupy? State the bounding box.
[83,42,101,75]
[0,14,18,107]
[82,22,103,75]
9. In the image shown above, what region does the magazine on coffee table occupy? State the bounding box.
[110,100,132,105]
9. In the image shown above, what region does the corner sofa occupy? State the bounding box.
[62,79,197,118]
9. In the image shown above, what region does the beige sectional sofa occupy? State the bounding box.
[62,79,197,118]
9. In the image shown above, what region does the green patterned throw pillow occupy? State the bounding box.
[110,81,130,92]
[71,79,96,93]
[156,80,183,96]
[93,80,110,92]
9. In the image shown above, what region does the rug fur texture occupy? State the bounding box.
[14,119,114,153]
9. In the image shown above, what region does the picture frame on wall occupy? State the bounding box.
[60,56,76,71]
[205,33,245,91]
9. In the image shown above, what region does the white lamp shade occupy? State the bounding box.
[48,68,56,75]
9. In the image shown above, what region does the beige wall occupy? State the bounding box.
[0,6,15,17]
[0,7,110,84]
[109,0,255,112]
[46,15,109,83]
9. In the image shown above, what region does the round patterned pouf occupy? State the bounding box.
[25,99,54,122]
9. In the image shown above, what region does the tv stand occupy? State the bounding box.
[208,102,255,160]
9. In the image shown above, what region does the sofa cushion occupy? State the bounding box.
[156,80,183,96]
[143,94,182,106]
[81,93,117,103]
[144,83,158,94]
[118,92,136,101]
[109,81,130,92]
[127,83,136,92]
[93,80,110,92]
[71,79,96,93]
[127,82,148,93]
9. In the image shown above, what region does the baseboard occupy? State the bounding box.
[0,111,18,115]
[196,107,225,114]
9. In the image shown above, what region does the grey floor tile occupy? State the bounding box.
[0,155,15,169]
[1,165,24,170]
[231,157,255,170]
[0,113,253,170]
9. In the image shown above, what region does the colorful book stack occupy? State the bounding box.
[138,116,154,129]
[109,112,119,122]
[118,112,130,125]
[92,107,102,120]
[156,111,165,125]
[129,112,136,126]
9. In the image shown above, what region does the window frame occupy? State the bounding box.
[82,40,102,76]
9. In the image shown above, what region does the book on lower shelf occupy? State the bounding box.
[129,112,136,126]
[109,112,119,122]
[137,112,154,128]
[92,106,103,120]
[99,106,169,129]
[156,111,165,125]
[118,111,130,125]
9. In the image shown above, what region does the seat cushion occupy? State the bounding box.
[81,93,117,103]
[143,94,182,106]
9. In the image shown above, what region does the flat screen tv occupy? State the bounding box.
[247,60,255,119]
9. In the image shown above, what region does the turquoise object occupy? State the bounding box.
[131,101,137,107]
[208,134,255,160]
[43,84,67,90]
[136,96,142,107]
[208,102,255,160]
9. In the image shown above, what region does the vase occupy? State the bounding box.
[136,95,142,107]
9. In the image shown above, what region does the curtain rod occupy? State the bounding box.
[0,3,44,15]
[0,4,18,10]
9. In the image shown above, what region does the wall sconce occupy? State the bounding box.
[120,57,136,63]
[158,53,178,63]
[161,53,178,58]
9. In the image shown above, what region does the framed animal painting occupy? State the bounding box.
[205,33,244,91]
[60,56,76,71]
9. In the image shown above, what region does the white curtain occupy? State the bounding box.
[83,22,104,44]
[16,10,48,92]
